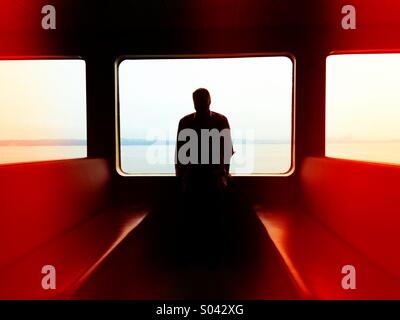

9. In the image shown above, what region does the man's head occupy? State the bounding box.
[193,88,211,115]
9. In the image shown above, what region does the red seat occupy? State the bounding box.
[0,158,112,266]
[0,204,147,299]
[301,157,400,280]
[0,158,148,299]
[256,157,400,299]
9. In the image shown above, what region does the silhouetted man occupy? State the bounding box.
[175,88,233,194]
[174,88,234,264]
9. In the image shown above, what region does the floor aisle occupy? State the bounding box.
[73,196,300,299]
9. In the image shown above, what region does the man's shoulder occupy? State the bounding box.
[178,113,195,126]
[211,111,229,124]
[179,112,195,122]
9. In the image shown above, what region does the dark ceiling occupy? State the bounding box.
[1,0,400,56]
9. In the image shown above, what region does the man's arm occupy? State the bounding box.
[223,116,234,175]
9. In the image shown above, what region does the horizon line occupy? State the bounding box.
[0,138,399,146]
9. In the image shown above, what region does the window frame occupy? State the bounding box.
[115,53,296,177]
[0,56,88,166]
[325,50,400,166]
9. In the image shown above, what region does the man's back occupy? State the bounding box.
[175,111,233,192]
[174,89,234,264]
[179,111,228,131]
[175,88,233,193]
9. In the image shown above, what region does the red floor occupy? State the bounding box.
[73,206,300,300]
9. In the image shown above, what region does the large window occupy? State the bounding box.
[0,59,87,165]
[118,56,294,175]
[326,54,400,165]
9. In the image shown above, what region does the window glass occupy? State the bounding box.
[118,56,293,175]
[0,59,87,165]
[326,54,400,165]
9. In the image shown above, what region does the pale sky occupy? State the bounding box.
[326,54,400,142]
[0,60,86,141]
[119,57,293,143]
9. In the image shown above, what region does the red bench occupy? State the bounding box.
[0,158,148,299]
[257,157,400,299]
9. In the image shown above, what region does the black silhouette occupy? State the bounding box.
[175,88,233,193]
[174,88,235,265]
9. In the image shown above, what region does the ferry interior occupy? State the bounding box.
[0,0,400,300]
